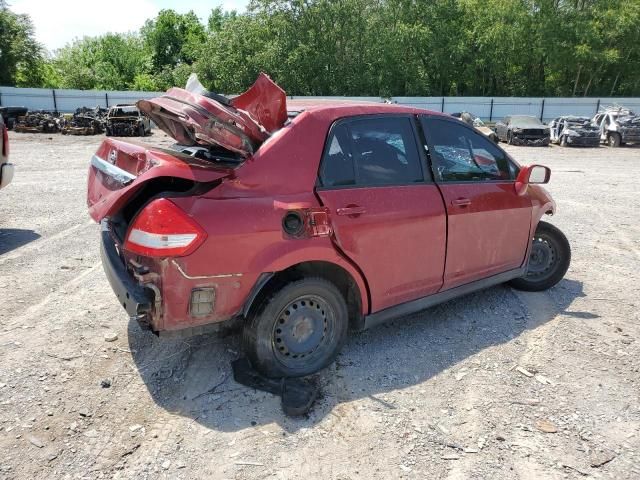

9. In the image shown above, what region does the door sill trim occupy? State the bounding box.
[362,267,526,330]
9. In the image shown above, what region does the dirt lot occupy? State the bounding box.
[0,131,639,479]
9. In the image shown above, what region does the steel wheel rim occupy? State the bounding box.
[272,295,336,369]
[526,234,557,280]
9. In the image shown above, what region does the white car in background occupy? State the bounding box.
[592,107,640,147]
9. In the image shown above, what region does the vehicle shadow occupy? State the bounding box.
[0,228,41,255]
[128,277,589,433]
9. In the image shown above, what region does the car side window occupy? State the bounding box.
[319,117,424,187]
[421,118,514,182]
[348,117,423,185]
[319,123,356,187]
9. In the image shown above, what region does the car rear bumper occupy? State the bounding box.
[99,220,261,335]
[100,221,154,327]
[0,162,14,189]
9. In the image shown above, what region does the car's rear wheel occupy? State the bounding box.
[243,277,348,378]
[560,135,568,147]
[608,133,621,147]
[509,221,571,292]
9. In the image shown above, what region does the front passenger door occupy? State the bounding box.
[420,116,533,290]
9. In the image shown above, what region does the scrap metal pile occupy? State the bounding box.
[14,111,61,134]
[61,107,108,136]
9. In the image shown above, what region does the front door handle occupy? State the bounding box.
[452,198,472,207]
[336,205,366,216]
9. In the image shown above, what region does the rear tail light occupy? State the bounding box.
[2,124,8,157]
[124,198,207,257]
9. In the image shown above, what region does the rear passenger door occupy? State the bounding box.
[420,116,532,290]
[316,115,447,313]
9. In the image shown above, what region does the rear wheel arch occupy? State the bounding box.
[244,261,366,331]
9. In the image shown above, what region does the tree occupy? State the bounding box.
[0,0,50,87]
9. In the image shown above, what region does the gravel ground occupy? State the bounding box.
[0,131,639,479]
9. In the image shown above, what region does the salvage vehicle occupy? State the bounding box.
[548,116,600,147]
[105,105,151,137]
[1,114,13,189]
[0,106,28,130]
[451,112,498,143]
[592,107,640,147]
[14,111,60,133]
[87,74,571,378]
[495,115,550,146]
[61,107,107,136]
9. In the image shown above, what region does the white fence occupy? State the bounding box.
[0,87,162,112]
[2,86,639,121]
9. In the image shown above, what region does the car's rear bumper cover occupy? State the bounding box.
[100,221,153,324]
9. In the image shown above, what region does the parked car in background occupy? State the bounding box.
[88,74,570,378]
[451,112,498,142]
[0,106,28,130]
[0,115,13,189]
[495,115,550,146]
[548,116,600,147]
[105,105,151,137]
[592,107,640,147]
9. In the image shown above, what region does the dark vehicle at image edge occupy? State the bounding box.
[495,115,551,146]
[87,74,571,378]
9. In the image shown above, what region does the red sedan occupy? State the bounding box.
[87,74,570,378]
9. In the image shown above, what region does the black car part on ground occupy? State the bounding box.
[14,111,61,133]
[61,107,107,136]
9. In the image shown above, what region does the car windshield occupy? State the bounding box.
[110,107,139,117]
[473,118,486,127]
[511,116,543,127]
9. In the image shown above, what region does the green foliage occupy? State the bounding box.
[0,0,50,87]
[3,1,640,96]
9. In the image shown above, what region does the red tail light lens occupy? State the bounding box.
[124,198,207,257]
[2,125,8,157]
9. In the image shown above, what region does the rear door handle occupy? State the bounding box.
[336,205,366,216]
[452,198,472,207]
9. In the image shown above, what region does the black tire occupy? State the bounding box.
[509,221,571,292]
[608,133,621,148]
[507,131,513,145]
[105,127,112,137]
[138,124,145,137]
[243,277,348,378]
[560,135,567,147]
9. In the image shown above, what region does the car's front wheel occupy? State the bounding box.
[243,277,348,378]
[608,133,621,147]
[509,221,571,292]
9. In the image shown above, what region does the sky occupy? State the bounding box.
[9,0,250,52]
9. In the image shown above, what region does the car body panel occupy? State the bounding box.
[435,182,532,289]
[317,185,447,312]
[137,73,287,156]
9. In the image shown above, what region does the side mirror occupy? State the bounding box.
[515,165,551,195]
